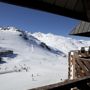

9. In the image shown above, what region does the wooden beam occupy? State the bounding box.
[80,58,90,62]
[30,76,90,90]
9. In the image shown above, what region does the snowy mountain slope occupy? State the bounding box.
[0,27,89,90]
[0,27,65,57]
[33,32,90,54]
[0,27,68,90]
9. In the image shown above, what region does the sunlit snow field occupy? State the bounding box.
[0,27,89,90]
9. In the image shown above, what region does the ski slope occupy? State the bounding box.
[0,27,89,90]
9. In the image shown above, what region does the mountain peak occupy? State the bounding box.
[0,26,18,31]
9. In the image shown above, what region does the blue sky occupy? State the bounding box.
[0,2,89,40]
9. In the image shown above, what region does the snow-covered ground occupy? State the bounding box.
[0,27,89,90]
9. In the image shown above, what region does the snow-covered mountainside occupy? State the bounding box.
[0,27,89,90]
[33,32,90,54]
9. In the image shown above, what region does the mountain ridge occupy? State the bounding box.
[33,32,90,54]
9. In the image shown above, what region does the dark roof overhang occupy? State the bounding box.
[0,0,90,22]
[70,21,90,37]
